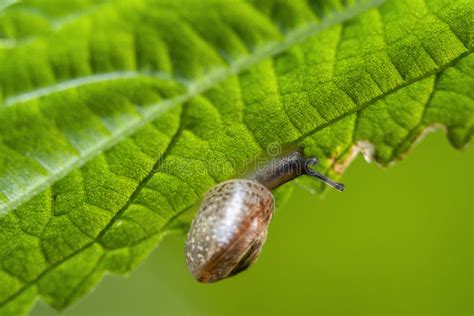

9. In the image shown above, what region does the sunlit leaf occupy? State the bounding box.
[0,0,472,314]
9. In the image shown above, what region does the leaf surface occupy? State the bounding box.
[0,0,472,314]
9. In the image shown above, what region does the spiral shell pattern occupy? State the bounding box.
[185,179,275,282]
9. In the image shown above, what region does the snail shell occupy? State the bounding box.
[185,179,274,283]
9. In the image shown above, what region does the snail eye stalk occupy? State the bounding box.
[304,158,345,192]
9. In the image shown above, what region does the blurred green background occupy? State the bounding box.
[32,131,472,316]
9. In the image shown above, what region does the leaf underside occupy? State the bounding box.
[0,0,472,314]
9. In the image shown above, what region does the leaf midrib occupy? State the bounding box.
[0,0,18,13]
[0,0,386,214]
[2,71,175,106]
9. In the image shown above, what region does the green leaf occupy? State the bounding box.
[0,0,472,314]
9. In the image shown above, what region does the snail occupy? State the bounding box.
[185,146,344,283]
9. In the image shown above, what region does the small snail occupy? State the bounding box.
[185,146,344,283]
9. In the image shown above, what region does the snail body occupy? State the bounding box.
[185,146,344,283]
